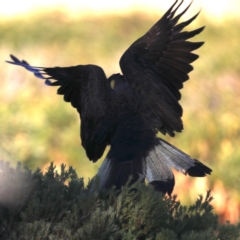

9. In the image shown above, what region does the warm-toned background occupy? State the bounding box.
[1,0,239,223]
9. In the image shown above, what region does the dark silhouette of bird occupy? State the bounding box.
[7,0,212,195]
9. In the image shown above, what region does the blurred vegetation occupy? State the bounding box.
[0,9,240,220]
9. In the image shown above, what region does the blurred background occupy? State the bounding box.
[1,0,239,223]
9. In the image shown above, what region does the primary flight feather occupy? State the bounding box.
[7,0,211,195]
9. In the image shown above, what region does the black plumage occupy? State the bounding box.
[7,0,212,195]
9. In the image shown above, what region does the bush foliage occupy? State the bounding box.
[0,161,239,240]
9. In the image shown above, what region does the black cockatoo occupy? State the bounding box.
[7,0,212,195]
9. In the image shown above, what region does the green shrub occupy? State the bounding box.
[0,161,239,240]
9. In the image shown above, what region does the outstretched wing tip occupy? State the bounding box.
[44,79,52,86]
[6,54,48,80]
[9,54,17,61]
[6,54,18,64]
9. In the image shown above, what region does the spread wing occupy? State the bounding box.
[120,0,204,136]
[7,55,114,162]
